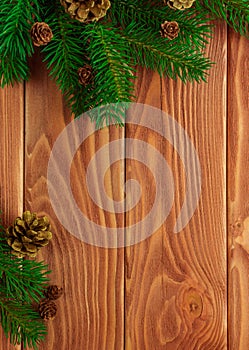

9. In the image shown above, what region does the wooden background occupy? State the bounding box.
[0,20,248,349]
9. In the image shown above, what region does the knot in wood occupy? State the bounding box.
[184,290,203,319]
[231,218,244,237]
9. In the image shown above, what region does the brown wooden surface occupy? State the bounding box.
[0,21,249,350]
[0,85,23,350]
[228,30,249,350]
[24,51,125,350]
[125,21,227,349]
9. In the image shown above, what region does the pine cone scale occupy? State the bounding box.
[12,240,23,251]
[23,243,37,253]
[21,235,33,243]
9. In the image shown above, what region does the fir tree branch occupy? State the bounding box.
[0,220,49,349]
[110,0,212,51]
[196,0,249,35]
[0,0,40,87]
[82,22,135,123]
[42,1,134,125]
[0,227,50,304]
[119,22,212,82]
[40,1,94,117]
[2,257,50,303]
[0,288,46,350]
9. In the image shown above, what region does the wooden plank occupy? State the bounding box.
[0,84,24,350]
[228,30,249,349]
[25,51,124,349]
[125,22,227,349]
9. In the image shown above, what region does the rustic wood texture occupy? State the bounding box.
[228,30,249,350]
[24,52,124,350]
[1,21,249,350]
[0,85,24,350]
[125,21,227,349]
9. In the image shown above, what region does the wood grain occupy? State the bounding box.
[0,84,24,350]
[228,30,249,350]
[125,21,227,349]
[1,19,248,350]
[24,52,124,349]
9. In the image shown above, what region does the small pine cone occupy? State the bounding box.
[166,0,195,10]
[78,65,93,86]
[44,285,63,300]
[31,22,53,47]
[160,21,180,40]
[39,300,57,321]
[60,0,111,23]
[6,211,52,258]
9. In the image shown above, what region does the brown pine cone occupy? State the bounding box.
[160,21,180,40]
[78,65,93,86]
[38,300,57,321]
[60,0,111,23]
[166,0,195,10]
[31,22,53,47]
[44,285,63,300]
[6,211,52,258]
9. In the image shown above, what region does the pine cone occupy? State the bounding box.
[31,22,53,46]
[44,285,63,300]
[160,21,180,40]
[166,0,195,10]
[6,211,52,258]
[39,300,57,321]
[78,65,93,86]
[60,0,111,23]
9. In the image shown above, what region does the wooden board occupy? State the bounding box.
[125,21,227,349]
[24,51,125,350]
[0,85,24,350]
[228,30,249,349]
[1,20,249,350]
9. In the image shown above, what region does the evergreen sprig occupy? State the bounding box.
[196,0,249,35]
[40,1,91,115]
[84,23,135,105]
[110,0,212,50]
[0,0,40,87]
[0,219,50,349]
[0,0,248,124]
[118,21,212,82]
[0,289,47,350]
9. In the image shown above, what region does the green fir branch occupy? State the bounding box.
[40,1,93,117]
[82,22,135,124]
[0,227,49,304]
[0,0,248,124]
[196,0,249,35]
[110,0,213,51]
[0,0,40,87]
[119,22,212,82]
[0,220,49,349]
[2,257,50,303]
[0,288,46,350]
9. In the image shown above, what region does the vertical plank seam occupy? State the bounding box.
[226,24,229,350]
[23,80,26,216]
[124,111,127,350]
[21,80,26,350]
